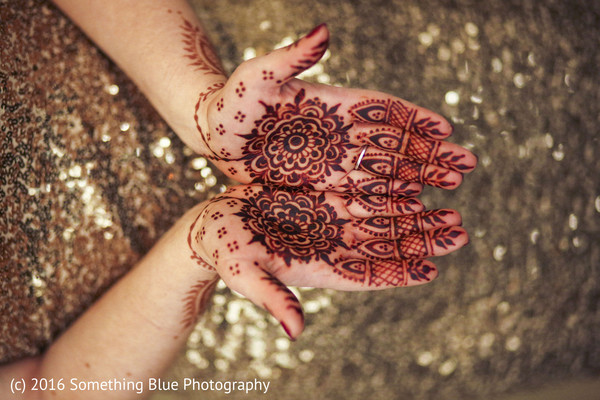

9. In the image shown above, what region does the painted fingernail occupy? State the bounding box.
[306,23,327,38]
[280,321,296,341]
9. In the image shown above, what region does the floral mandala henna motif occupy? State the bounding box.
[234,186,350,267]
[349,98,446,140]
[239,89,356,188]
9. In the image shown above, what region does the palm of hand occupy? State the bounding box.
[197,25,477,195]
[189,185,468,339]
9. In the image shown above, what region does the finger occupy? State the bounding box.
[355,147,464,189]
[351,209,462,239]
[252,24,329,86]
[220,260,304,340]
[356,226,468,260]
[343,194,424,218]
[332,258,438,289]
[338,170,423,196]
[348,95,453,140]
[350,124,477,173]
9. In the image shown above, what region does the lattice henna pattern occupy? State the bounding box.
[333,259,434,287]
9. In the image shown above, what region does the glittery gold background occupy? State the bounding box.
[1,0,599,399]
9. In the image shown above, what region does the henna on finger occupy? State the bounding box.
[355,149,462,188]
[339,174,422,196]
[357,226,467,260]
[333,258,438,287]
[343,194,423,217]
[349,98,451,140]
[356,127,475,172]
[352,209,460,239]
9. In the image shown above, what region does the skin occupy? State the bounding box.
[0,0,475,399]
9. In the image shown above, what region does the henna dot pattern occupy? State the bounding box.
[235,82,246,97]
[239,89,356,188]
[234,186,350,267]
[262,70,275,80]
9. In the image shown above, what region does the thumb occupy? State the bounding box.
[220,260,305,340]
[257,23,330,85]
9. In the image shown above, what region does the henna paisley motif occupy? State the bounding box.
[234,186,350,266]
[239,89,356,188]
[334,259,434,287]
[349,98,446,139]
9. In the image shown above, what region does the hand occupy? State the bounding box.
[194,24,477,196]
[188,185,469,339]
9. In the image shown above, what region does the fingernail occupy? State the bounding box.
[306,23,327,38]
[280,321,296,341]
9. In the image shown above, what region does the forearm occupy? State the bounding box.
[0,203,218,399]
[51,0,225,153]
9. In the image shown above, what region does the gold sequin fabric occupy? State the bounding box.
[0,0,226,362]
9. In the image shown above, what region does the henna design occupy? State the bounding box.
[216,98,224,111]
[234,111,246,123]
[239,89,355,188]
[261,274,303,317]
[194,82,225,160]
[235,82,246,97]
[187,212,216,272]
[334,259,434,287]
[358,150,423,181]
[341,176,420,196]
[180,16,225,75]
[361,127,472,172]
[234,186,349,267]
[344,195,421,215]
[229,263,241,276]
[217,227,228,238]
[262,70,275,80]
[357,226,462,260]
[357,150,453,187]
[215,124,226,136]
[353,210,454,238]
[226,240,239,252]
[349,99,446,140]
[280,36,329,83]
[358,234,430,260]
[181,279,218,328]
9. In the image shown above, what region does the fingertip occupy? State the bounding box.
[305,23,329,39]
[404,259,438,287]
[280,313,305,341]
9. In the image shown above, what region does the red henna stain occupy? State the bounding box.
[179,16,225,75]
[306,23,327,38]
[187,212,217,272]
[280,321,295,341]
[235,82,246,97]
[180,279,218,329]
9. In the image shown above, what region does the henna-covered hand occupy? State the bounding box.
[193,24,476,195]
[188,185,469,339]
